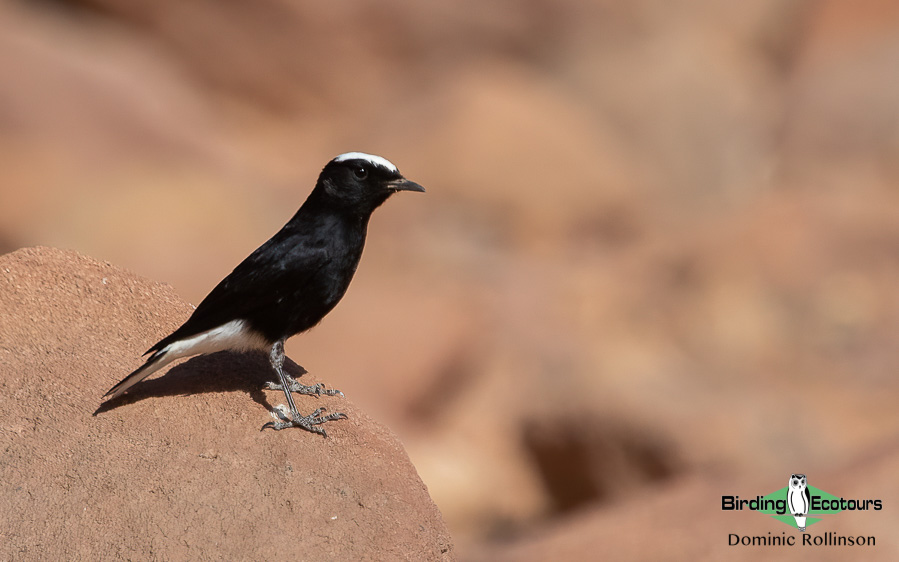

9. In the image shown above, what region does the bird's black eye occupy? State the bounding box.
[353,166,368,180]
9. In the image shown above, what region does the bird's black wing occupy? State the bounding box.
[147,227,330,354]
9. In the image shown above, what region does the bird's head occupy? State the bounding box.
[315,152,425,212]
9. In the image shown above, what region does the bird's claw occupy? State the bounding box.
[262,404,348,436]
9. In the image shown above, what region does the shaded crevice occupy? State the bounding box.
[522,415,679,516]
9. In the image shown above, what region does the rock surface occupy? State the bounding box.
[0,246,453,561]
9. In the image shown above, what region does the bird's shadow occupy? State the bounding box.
[93,350,310,416]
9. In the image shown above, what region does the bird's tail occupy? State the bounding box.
[103,350,175,400]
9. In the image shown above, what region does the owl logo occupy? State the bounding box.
[787,473,810,531]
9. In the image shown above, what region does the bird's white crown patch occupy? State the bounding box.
[332,152,398,173]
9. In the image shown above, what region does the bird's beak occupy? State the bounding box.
[385,178,426,193]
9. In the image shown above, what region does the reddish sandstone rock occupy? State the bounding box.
[0,246,453,560]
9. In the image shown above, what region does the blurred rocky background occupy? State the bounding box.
[2,0,899,558]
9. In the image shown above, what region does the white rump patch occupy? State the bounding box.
[105,319,270,398]
[332,152,398,173]
[164,319,270,360]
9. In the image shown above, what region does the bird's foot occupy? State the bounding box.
[263,374,343,397]
[263,405,348,436]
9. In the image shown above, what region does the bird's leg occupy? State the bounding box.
[262,340,347,435]
[263,372,343,397]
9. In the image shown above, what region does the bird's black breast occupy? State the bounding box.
[242,212,367,342]
[151,211,368,353]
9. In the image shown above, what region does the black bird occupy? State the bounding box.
[103,152,425,435]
